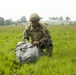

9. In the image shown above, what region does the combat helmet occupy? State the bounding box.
[30,13,40,23]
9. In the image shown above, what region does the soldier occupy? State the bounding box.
[23,13,53,57]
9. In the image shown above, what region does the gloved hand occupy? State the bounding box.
[32,41,40,46]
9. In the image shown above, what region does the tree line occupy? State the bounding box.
[49,16,71,22]
[0,16,27,26]
[0,16,75,26]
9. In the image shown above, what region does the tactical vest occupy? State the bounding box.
[27,23,44,42]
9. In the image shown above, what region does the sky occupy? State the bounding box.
[0,0,76,21]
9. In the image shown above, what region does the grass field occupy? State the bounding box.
[0,25,76,75]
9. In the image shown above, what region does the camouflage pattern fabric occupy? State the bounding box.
[23,23,50,44]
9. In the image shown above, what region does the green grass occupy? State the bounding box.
[0,25,76,75]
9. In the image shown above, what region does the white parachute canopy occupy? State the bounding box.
[15,42,43,63]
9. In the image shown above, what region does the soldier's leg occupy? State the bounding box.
[39,47,45,56]
[46,46,53,57]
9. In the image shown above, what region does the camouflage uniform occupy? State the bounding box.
[23,13,53,56]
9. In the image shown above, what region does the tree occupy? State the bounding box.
[65,17,70,22]
[0,17,5,25]
[55,17,59,20]
[20,16,27,23]
[5,19,12,25]
[59,16,63,21]
[49,17,52,21]
[16,19,21,23]
[52,17,56,20]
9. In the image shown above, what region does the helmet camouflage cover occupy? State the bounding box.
[30,13,40,22]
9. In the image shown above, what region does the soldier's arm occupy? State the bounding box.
[39,26,51,45]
